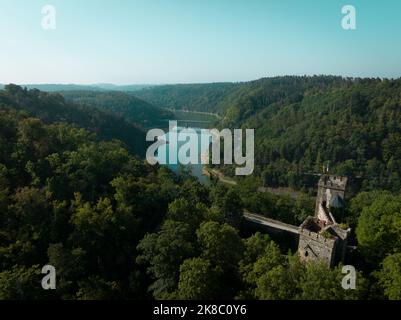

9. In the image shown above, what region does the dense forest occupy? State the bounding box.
[136,76,401,195]
[0,79,400,300]
[0,85,149,156]
[134,82,242,114]
[61,91,172,128]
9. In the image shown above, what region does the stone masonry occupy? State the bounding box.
[298,174,350,267]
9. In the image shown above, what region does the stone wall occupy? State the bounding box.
[314,175,347,219]
[298,228,338,267]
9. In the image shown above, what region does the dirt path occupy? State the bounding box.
[203,167,302,199]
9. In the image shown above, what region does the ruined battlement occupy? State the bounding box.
[315,174,347,223]
[318,175,347,191]
[299,227,338,245]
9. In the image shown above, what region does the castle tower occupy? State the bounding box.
[314,175,347,224]
[298,175,350,267]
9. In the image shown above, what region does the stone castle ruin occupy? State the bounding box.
[244,174,351,267]
[298,175,350,267]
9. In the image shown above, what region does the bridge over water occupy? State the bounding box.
[161,119,214,125]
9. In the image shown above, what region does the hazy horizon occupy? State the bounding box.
[2,73,401,88]
[1,0,401,84]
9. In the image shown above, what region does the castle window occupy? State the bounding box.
[305,251,309,257]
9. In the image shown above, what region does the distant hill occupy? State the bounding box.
[134,75,401,194]
[93,83,157,91]
[4,76,401,193]
[0,84,148,156]
[0,83,158,92]
[223,76,401,194]
[0,84,105,92]
[133,83,242,114]
[132,77,348,116]
[61,90,173,127]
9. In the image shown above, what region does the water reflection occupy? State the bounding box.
[155,126,211,184]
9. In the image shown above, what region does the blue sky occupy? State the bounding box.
[0,0,400,84]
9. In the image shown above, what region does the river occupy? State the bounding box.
[155,125,211,184]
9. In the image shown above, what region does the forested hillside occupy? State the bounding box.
[0,85,147,156]
[61,91,172,127]
[0,84,105,92]
[137,76,401,194]
[0,106,369,300]
[223,77,401,195]
[0,104,178,299]
[0,84,156,92]
[0,82,400,300]
[134,82,241,114]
